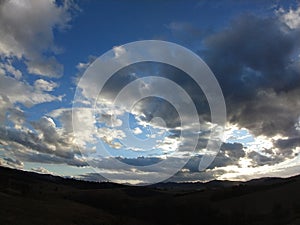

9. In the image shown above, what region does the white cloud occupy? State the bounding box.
[113,45,126,58]
[74,55,97,85]
[0,0,75,77]
[0,64,63,137]
[49,107,96,148]
[278,5,300,29]
[7,107,25,129]
[0,75,62,107]
[96,127,126,149]
[31,166,53,175]
[133,127,143,135]
[0,94,12,124]
[76,62,90,70]
[0,60,22,79]
[31,116,59,143]
[27,57,64,78]
[156,136,181,153]
[34,79,58,92]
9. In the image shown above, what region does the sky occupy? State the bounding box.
[0,0,300,185]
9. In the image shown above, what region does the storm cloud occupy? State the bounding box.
[203,14,300,138]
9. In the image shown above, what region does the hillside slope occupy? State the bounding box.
[0,166,300,225]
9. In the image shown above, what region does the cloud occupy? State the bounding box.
[167,168,226,183]
[132,127,142,135]
[182,142,245,171]
[0,60,22,79]
[75,59,213,158]
[0,122,69,159]
[0,1,78,172]
[167,22,203,39]
[78,172,107,182]
[221,142,245,158]
[275,137,300,150]
[0,69,62,134]
[203,13,300,141]
[75,62,193,154]
[31,166,53,175]
[278,4,300,29]
[0,122,88,168]
[34,79,58,92]
[97,113,123,127]
[2,3,300,184]
[0,0,76,77]
[166,21,207,49]
[26,57,63,78]
[0,157,24,169]
[0,74,62,107]
[96,127,126,149]
[247,151,278,167]
[0,94,12,124]
[74,55,97,84]
[50,107,126,150]
[113,46,126,58]
[75,151,244,183]
[0,63,64,165]
[50,107,99,149]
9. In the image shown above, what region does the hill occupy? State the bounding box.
[0,166,300,225]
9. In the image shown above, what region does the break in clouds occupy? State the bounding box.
[0,0,300,184]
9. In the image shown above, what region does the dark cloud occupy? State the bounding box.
[78,173,107,182]
[117,156,162,166]
[14,150,88,167]
[203,14,300,138]
[79,153,233,183]
[166,22,207,50]
[99,61,210,125]
[166,169,226,183]
[221,142,245,158]
[133,96,181,129]
[78,156,227,183]
[274,137,300,158]
[179,142,245,172]
[247,151,277,166]
[96,13,300,157]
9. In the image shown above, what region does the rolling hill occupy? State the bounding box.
[0,166,300,225]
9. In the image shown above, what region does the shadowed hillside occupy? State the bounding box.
[0,166,300,225]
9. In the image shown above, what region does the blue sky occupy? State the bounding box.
[0,0,300,184]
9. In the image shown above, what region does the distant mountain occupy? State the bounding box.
[1,166,300,225]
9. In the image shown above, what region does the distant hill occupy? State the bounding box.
[1,166,300,225]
